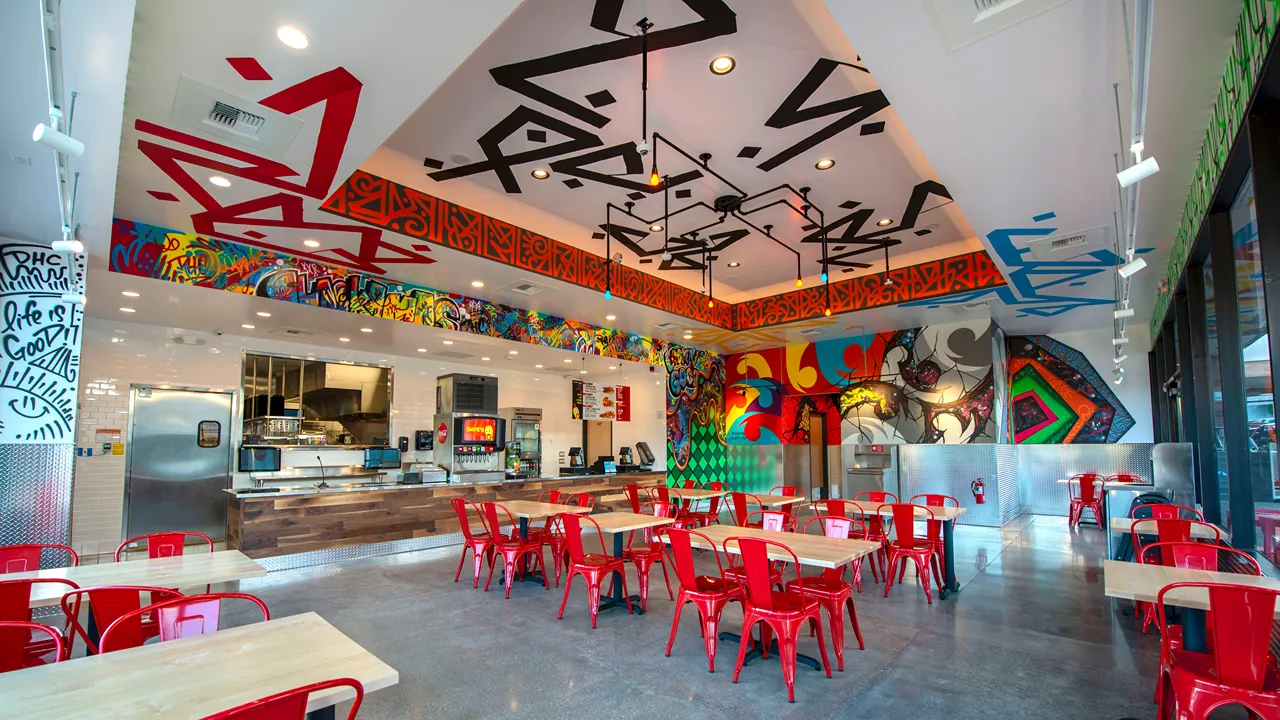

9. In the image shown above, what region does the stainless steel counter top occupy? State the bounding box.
[226,470,664,499]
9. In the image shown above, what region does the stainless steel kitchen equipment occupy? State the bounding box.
[499,407,542,477]
[840,444,894,499]
[124,386,235,541]
[434,374,505,483]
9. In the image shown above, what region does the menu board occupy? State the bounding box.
[573,381,629,422]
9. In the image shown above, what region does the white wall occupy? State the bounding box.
[71,318,667,552]
[1034,327,1154,443]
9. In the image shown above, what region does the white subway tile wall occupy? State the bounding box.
[71,318,669,551]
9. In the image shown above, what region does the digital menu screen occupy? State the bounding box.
[461,417,497,443]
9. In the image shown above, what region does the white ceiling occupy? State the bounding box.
[0,0,61,245]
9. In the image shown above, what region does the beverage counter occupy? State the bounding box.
[226,470,666,560]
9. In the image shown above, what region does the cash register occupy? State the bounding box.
[560,447,594,476]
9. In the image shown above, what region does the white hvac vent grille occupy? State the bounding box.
[799,328,824,336]
[269,327,321,339]
[171,75,304,159]
[1022,226,1107,260]
[436,351,474,360]
[503,279,555,296]
[924,0,1072,52]
[654,321,685,330]
[951,300,992,314]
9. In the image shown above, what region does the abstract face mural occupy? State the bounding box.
[1007,335,1133,443]
[727,320,997,445]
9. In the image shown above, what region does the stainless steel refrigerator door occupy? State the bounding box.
[124,387,235,541]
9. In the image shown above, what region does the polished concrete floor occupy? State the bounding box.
[222,514,1189,719]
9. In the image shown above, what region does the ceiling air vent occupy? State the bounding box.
[171,75,304,159]
[654,321,685,330]
[1022,226,1107,260]
[503,279,555,296]
[436,351,474,360]
[923,0,1073,52]
[269,327,321,339]
[799,329,824,336]
[170,334,207,346]
[951,300,992,314]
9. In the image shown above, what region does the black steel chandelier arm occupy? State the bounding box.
[604,200,722,229]
[737,183,826,224]
[650,131,747,196]
[728,211,802,261]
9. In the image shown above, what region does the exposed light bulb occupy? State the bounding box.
[649,168,661,187]
[821,272,828,282]
[824,307,832,317]
[604,289,612,300]
[796,277,804,288]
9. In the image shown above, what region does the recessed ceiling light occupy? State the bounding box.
[563,359,573,363]
[508,350,519,355]
[649,223,663,232]
[489,373,497,377]
[580,370,588,374]
[256,311,271,317]
[339,337,350,342]
[482,357,490,361]
[727,262,740,268]
[815,159,835,171]
[209,175,231,187]
[608,366,617,370]
[241,324,255,329]
[417,348,426,352]
[530,168,550,180]
[277,25,310,49]
[111,337,120,343]
[119,307,136,313]
[535,364,544,368]
[471,281,484,288]
[121,291,139,297]
[877,218,893,226]
[710,56,735,75]
[683,333,693,339]
[360,328,373,333]
[443,340,454,345]
[606,314,616,321]
[303,239,320,248]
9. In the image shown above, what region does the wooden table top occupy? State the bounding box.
[682,524,879,569]
[1103,560,1280,612]
[501,499,592,519]
[842,500,967,521]
[0,612,398,718]
[757,494,806,508]
[585,511,678,534]
[13,550,267,608]
[672,488,725,500]
[1109,517,1225,540]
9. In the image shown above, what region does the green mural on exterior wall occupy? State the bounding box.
[1151,0,1280,338]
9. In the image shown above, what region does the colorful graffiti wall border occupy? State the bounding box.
[1006,335,1133,444]
[321,172,1007,331]
[109,218,725,482]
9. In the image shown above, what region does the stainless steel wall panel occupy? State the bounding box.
[996,444,1022,524]
[1017,444,1154,516]
[0,444,74,556]
[899,445,1003,526]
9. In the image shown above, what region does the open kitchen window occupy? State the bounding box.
[241,352,391,447]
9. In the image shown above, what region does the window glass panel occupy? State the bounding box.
[1204,253,1229,530]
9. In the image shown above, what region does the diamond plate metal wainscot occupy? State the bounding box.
[1017,443,1154,517]
[0,444,74,560]
[899,445,1006,527]
[996,444,1022,525]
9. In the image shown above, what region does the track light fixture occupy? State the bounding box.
[1112,337,1129,346]
[51,238,83,254]
[1115,354,1129,363]
[1117,156,1160,188]
[1114,307,1135,319]
[32,123,84,158]
[1117,257,1147,279]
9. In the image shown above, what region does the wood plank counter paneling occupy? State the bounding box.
[227,472,665,559]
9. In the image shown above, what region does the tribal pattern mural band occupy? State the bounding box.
[727,320,996,445]
[1007,335,1133,444]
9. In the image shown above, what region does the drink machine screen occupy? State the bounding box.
[460,417,497,444]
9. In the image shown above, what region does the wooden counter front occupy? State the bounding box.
[226,472,665,559]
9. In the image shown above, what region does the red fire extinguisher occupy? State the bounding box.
[971,479,985,505]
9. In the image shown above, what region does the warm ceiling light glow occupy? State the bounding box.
[877,218,893,226]
[119,307,136,313]
[535,364,544,368]
[649,168,661,187]
[121,291,140,297]
[649,224,663,232]
[360,328,373,333]
[606,314,616,321]
[815,158,835,170]
[339,337,350,342]
[256,311,271,317]
[209,175,231,187]
[727,262,740,268]
[481,357,490,361]
[442,340,454,345]
[580,370,588,374]
[683,333,693,340]
[471,281,485,288]
[530,168,550,179]
[508,350,519,355]
[709,56,735,75]
[563,359,573,363]
[824,307,832,317]
[303,239,320,248]
[796,277,804,287]
[608,366,617,370]
[241,324,255,329]
[277,25,310,49]
[417,348,426,352]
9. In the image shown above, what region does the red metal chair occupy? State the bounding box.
[744,509,798,533]
[1153,582,1280,719]
[684,482,726,528]
[556,513,633,627]
[663,527,743,672]
[623,484,643,513]
[648,486,687,513]
[769,485,801,498]
[1135,541,1258,636]
[727,492,765,528]
[726,537,832,702]
[450,497,492,588]
[1067,474,1104,529]
[100,592,270,653]
[114,531,214,561]
[479,502,547,598]
[1132,503,1205,521]
[0,621,65,673]
[1130,518,1222,563]
[621,501,676,611]
[680,480,701,490]
[0,544,79,573]
[527,490,565,542]
[567,492,597,511]
[786,516,866,671]
[910,494,959,568]
[853,491,898,583]
[1107,473,1142,484]
[0,577,77,668]
[61,585,183,655]
[201,677,365,720]
[810,499,849,517]
[881,504,941,604]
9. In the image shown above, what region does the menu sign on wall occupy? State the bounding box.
[572,380,629,422]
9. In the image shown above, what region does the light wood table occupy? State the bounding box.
[0,612,397,719]
[686,523,879,569]
[674,488,725,500]
[757,494,807,509]
[842,500,967,599]
[576,511,676,617]
[500,500,590,538]
[12,550,267,609]
[1110,517,1226,542]
[1103,559,1280,652]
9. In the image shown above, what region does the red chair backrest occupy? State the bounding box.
[813,499,848,517]
[0,620,64,673]
[1132,503,1203,521]
[705,482,724,491]
[624,484,642,513]
[115,532,214,561]
[451,497,486,541]
[537,490,564,505]
[638,501,676,547]
[560,513,608,564]
[744,510,796,533]
[479,503,519,549]
[201,677,365,720]
[725,537,801,611]
[681,480,699,489]
[650,486,670,503]
[0,544,79,574]
[0,578,78,667]
[910,494,959,510]
[855,491,897,504]
[569,493,596,509]
[769,486,800,498]
[1070,474,1101,503]
[100,592,269,653]
[728,492,762,526]
[882,504,933,548]
[1107,474,1141,484]
[60,585,183,654]
[1139,541,1262,575]
[664,528,725,590]
[1156,582,1280,690]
